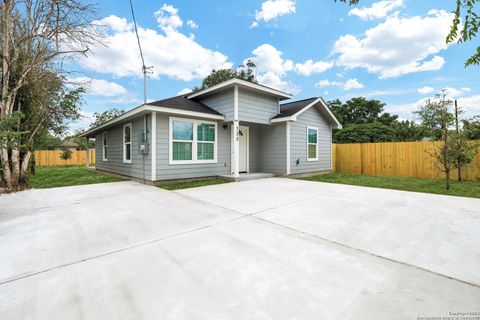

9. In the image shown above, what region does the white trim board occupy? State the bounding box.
[187,78,292,100]
[271,97,342,129]
[81,104,224,138]
[151,112,157,181]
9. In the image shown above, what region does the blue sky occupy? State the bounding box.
[69,0,480,130]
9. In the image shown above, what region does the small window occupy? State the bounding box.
[169,117,217,164]
[307,126,318,161]
[123,123,132,163]
[102,132,108,161]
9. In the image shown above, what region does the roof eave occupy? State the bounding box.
[187,78,292,100]
[80,105,224,138]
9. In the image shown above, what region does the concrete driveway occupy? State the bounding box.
[0,179,479,319]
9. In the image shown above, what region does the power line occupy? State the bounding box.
[128,0,153,104]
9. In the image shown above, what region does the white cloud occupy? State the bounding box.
[69,77,127,97]
[443,87,470,98]
[187,19,198,30]
[78,6,232,81]
[457,95,480,118]
[349,0,404,20]
[155,4,183,32]
[315,78,364,91]
[334,10,452,78]
[177,88,193,95]
[251,0,296,28]
[417,86,471,97]
[418,86,435,95]
[245,44,299,94]
[295,59,333,76]
[94,15,133,32]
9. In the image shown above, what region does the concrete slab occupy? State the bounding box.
[1,179,479,319]
[0,182,242,283]
[180,178,480,286]
[1,217,479,320]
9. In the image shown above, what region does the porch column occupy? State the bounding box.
[85,137,90,168]
[232,85,240,178]
[232,120,240,177]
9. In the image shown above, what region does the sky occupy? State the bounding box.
[67,0,480,131]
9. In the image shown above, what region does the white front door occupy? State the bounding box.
[239,126,249,173]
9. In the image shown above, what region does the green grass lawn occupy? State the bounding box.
[29,165,125,189]
[300,173,480,199]
[158,178,228,190]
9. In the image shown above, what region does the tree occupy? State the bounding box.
[391,120,428,142]
[462,116,480,140]
[328,97,397,126]
[90,108,125,128]
[192,60,257,92]
[415,92,478,189]
[59,148,72,164]
[336,0,480,66]
[0,0,100,191]
[333,122,397,143]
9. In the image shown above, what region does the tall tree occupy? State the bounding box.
[336,0,480,66]
[0,0,100,191]
[328,97,397,126]
[90,108,125,128]
[192,60,257,92]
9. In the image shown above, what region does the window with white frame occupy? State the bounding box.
[123,123,132,163]
[307,126,318,161]
[170,117,217,164]
[102,131,108,161]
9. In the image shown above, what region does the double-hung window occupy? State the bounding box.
[102,131,108,161]
[123,123,132,163]
[307,126,318,161]
[170,117,217,164]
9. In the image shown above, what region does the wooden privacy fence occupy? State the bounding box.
[333,141,480,181]
[34,150,95,166]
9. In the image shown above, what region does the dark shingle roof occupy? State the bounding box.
[272,97,319,119]
[148,95,222,116]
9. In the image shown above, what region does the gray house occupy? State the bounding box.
[81,79,342,182]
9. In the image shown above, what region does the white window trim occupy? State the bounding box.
[102,131,108,162]
[123,123,132,164]
[307,126,318,161]
[169,116,218,165]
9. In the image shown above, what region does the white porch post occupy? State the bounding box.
[286,121,291,175]
[85,137,90,168]
[151,111,157,181]
[232,85,240,178]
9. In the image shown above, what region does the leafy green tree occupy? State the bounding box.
[1,0,100,191]
[415,92,478,189]
[333,122,397,143]
[391,120,428,142]
[328,97,398,126]
[193,60,257,92]
[59,149,73,164]
[90,108,125,128]
[336,0,480,66]
[462,116,480,140]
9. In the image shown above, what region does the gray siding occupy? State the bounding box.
[198,89,234,121]
[156,114,231,180]
[259,124,286,174]
[242,122,286,174]
[290,107,332,174]
[238,88,279,124]
[95,116,152,180]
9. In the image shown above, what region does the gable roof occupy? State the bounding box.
[80,95,224,138]
[148,95,222,116]
[187,78,292,100]
[271,97,342,129]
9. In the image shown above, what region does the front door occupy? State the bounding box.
[239,126,249,173]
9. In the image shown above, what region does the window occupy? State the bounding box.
[102,132,108,161]
[169,117,217,164]
[123,123,132,163]
[307,126,318,161]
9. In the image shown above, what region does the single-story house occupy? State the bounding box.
[81,78,342,182]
